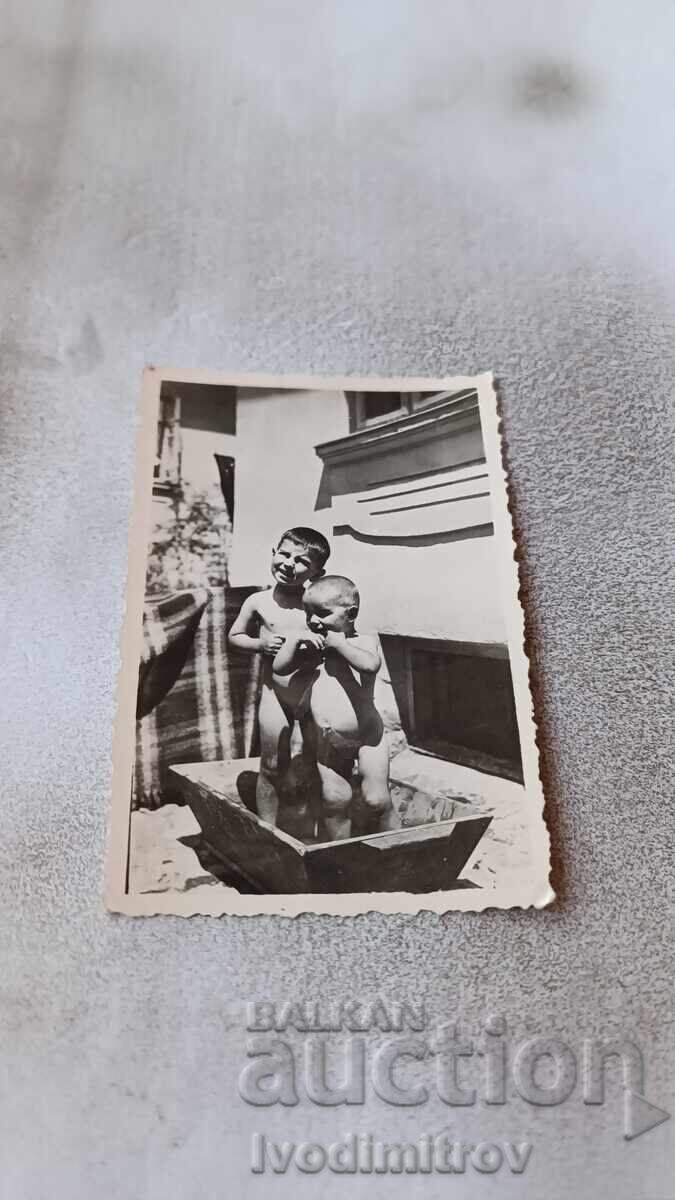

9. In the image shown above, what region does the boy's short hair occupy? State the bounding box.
[305,574,360,610]
[278,526,330,567]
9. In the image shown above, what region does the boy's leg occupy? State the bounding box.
[256,685,292,825]
[277,715,321,841]
[311,725,353,841]
[315,761,353,841]
[356,735,399,833]
[293,713,322,839]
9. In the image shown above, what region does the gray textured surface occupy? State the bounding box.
[1,2,673,1196]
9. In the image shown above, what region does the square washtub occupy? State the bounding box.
[169,758,492,895]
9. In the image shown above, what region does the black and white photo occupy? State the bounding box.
[107,370,550,914]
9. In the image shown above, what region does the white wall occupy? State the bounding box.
[180,426,236,496]
[331,530,505,643]
[229,387,348,585]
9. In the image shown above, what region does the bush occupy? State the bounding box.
[145,482,231,596]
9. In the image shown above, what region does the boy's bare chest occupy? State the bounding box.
[257,594,307,632]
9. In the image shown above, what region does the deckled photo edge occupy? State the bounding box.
[476,376,554,910]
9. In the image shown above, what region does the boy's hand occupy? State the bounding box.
[259,629,285,656]
[300,631,326,652]
[323,630,346,650]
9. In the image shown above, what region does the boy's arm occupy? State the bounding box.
[228,594,282,656]
[325,632,382,675]
[273,630,325,675]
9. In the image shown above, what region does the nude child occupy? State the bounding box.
[272,574,399,841]
[227,526,330,826]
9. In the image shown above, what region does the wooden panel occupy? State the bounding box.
[170,760,311,893]
[305,815,491,893]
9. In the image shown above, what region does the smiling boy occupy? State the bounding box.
[228,527,330,826]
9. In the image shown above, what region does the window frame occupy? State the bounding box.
[346,390,469,433]
[381,634,524,784]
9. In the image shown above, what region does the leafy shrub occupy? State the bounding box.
[145,482,231,596]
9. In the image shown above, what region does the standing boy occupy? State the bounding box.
[228,527,330,826]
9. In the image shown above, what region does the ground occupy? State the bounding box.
[129,805,232,895]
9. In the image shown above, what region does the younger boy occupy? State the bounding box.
[228,527,330,826]
[272,575,399,841]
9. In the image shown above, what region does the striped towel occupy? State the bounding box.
[133,587,261,809]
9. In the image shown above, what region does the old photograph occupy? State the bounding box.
[107,371,551,914]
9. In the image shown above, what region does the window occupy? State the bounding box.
[359,393,405,424]
[346,390,475,432]
[380,635,523,783]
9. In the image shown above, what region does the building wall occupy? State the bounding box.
[316,395,507,646]
[229,387,348,586]
[331,528,505,644]
[156,382,237,500]
[312,396,512,769]
[180,426,236,496]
